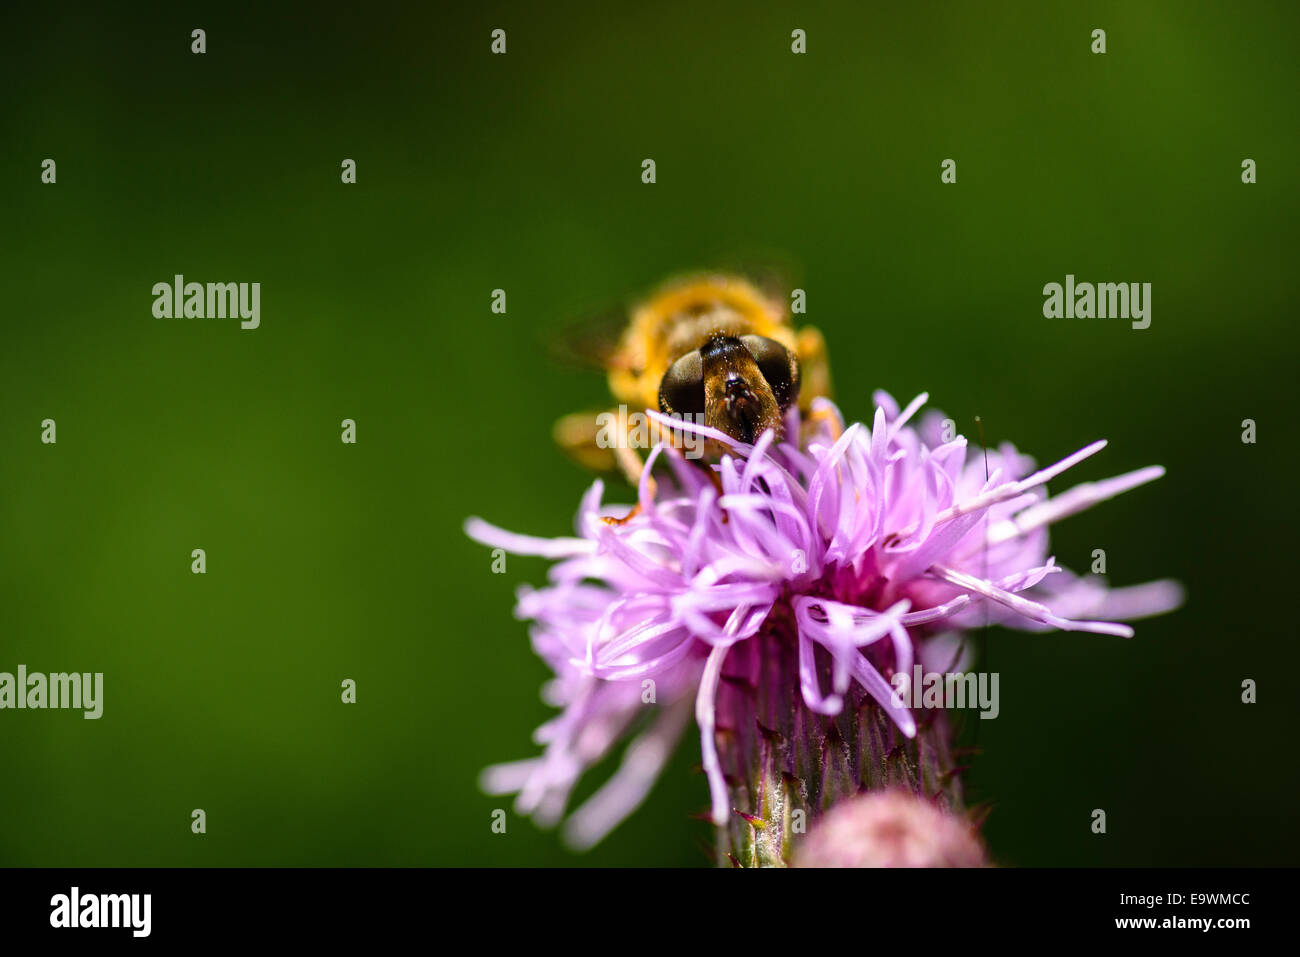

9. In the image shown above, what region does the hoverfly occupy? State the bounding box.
[553,273,832,487]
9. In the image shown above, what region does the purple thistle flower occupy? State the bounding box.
[467,392,1182,857]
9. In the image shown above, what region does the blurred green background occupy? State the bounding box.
[2,0,1297,866]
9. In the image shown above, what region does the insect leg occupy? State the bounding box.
[602,433,657,526]
[795,325,832,404]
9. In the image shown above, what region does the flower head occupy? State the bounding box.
[467,393,1181,852]
[794,789,988,868]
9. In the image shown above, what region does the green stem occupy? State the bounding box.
[711,609,963,867]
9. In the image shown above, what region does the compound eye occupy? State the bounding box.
[741,335,800,411]
[658,350,705,416]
